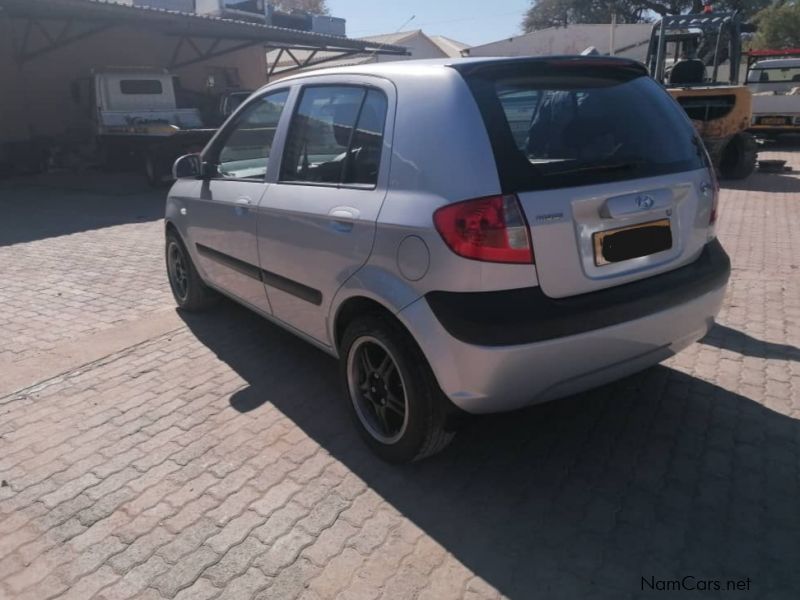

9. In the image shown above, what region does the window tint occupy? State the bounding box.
[343,90,388,186]
[280,86,387,187]
[120,80,163,95]
[217,90,289,180]
[462,64,705,192]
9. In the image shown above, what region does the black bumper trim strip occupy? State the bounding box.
[196,243,261,281]
[195,243,322,306]
[425,239,730,347]
[260,269,322,306]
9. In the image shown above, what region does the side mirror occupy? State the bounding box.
[173,154,202,179]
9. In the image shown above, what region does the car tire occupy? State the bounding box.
[165,231,217,311]
[340,315,455,463]
[718,133,757,180]
[145,152,171,188]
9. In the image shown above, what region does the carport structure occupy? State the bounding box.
[0,0,407,163]
[0,0,407,77]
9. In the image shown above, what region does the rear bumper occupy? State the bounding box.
[400,240,730,413]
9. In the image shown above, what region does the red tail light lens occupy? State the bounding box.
[709,172,720,225]
[704,169,720,241]
[433,195,533,264]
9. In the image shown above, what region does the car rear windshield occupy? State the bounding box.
[748,66,800,84]
[458,60,706,192]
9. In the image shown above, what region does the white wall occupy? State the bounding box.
[373,33,448,62]
[466,24,653,62]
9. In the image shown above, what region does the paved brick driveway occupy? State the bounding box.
[0,149,798,600]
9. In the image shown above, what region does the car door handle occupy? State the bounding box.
[328,207,359,232]
[236,197,253,205]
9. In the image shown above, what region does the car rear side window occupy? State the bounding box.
[280,85,388,188]
[459,61,705,192]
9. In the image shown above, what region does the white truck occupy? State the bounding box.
[72,69,237,185]
[0,69,249,184]
[746,53,800,137]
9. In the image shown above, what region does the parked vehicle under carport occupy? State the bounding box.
[71,69,250,186]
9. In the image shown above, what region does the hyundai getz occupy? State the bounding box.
[165,57,730,462]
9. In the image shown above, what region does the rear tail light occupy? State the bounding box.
[709,172,720,224]
[433,194,534,264]
[706,169,720,240]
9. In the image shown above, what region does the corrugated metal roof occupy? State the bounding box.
[266,30,471,74]
[0,0,408,54]
[429,35,470,58]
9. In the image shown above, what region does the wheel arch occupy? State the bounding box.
[332,295,405,354]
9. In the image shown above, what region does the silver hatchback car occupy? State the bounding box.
[166,57,730,462]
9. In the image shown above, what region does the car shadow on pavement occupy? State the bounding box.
[701,324,800,362]
[0,173,164,246]
[180,301,799,599]
[721,171,800,193]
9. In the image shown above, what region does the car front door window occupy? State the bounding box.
[215,90,289,180]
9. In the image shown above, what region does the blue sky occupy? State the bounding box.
[326,0,532,47]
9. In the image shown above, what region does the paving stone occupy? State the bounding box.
[2,162,799,599]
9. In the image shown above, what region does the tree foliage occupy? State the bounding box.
[523,0,772,32]
[270,0,329,15]
[752,2,800,49]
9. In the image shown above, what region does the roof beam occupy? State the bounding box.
[1,0,409,57]
[268,48,285,78]
[14,18,113,63]
[267,49,363,79]
[170,38,263,69]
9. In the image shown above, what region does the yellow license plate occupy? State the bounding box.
[593,219,672,266]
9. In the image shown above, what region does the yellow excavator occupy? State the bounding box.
[646,10,757,179]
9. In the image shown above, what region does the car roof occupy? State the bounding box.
[267,55,647,86]
[752,58,800,69]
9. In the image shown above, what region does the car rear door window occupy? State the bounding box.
[343,90,388,186]
[280,85,387,187]
[459,61,706,192]
[215,90,289,180]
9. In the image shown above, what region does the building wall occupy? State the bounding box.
[466,24,653,62]
[373,34,448,63]
[0,18,29,144]
[132,0,197,11]
[0,16,267,144]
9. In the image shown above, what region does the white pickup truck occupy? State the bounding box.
[72,69,249,185]
[746,57,800,136]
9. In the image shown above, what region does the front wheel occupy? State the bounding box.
[340,316,455,463]
[165,231,217,311]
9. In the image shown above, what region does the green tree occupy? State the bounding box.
[752,2,800,49]
[270,0,329,15]
[523,0,772,32]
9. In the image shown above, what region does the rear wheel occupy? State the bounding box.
[165,231,217,311]
[718,133,757,180]
[340,316,455,463]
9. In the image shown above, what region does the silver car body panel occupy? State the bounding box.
[254,75,396,345]
[166,58,727,413]
[397,284,725,413]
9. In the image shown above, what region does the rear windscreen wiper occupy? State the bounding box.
[540,160,642,176]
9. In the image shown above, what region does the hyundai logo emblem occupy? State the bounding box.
[636,195,655,210]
